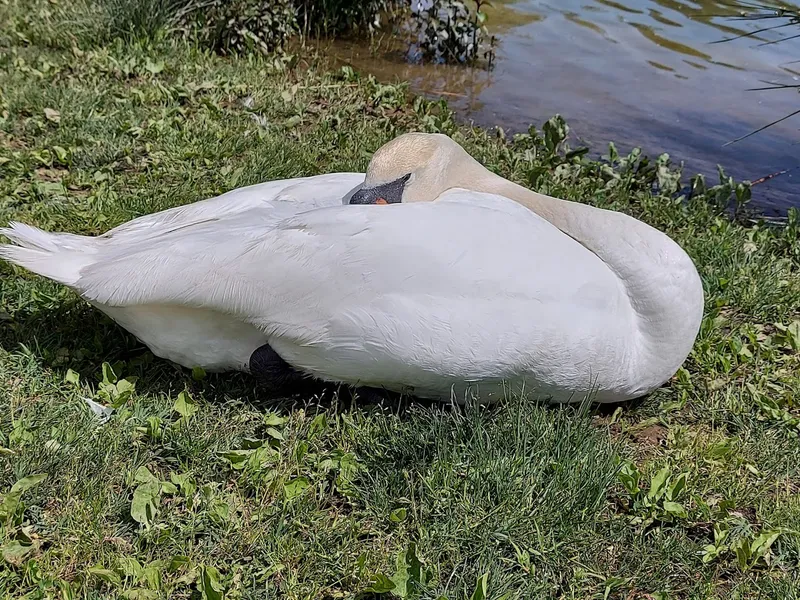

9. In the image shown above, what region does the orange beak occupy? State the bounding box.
[375,198,388,205]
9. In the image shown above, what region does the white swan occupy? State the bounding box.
[0,133,704,403]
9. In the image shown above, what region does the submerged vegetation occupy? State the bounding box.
[1,0,800,598]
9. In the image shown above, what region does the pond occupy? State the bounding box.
[322,0,800,215]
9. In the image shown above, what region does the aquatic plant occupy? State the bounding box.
[714,3,800,143]
[410,0,496,67]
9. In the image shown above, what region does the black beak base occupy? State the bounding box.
[348,173,411,205]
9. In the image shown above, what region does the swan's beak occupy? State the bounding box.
[349,173,411,205]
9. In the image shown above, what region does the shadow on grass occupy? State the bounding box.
[0,297,652,420]
[0,298,417,412]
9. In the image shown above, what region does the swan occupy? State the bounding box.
[0,133,704,403]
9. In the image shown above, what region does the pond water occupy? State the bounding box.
[323,0,800,215]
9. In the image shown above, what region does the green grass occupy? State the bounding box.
[1,1,800,598]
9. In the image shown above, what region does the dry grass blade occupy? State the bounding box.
[723,107,800,146]
[709,20,796,44]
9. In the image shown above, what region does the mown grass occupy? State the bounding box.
[1,1,800,598]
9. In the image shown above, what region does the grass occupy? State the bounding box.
[1,1,800,598]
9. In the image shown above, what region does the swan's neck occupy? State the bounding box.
[475,173,704,394]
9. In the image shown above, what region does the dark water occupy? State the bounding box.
[324,0,800,215]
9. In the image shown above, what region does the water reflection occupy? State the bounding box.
[565,12,616,41]
[321,37,495,113]
[325,0,800,213]
[631,23,713,61]
[596,0,643,15]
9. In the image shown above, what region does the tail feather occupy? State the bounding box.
[1,222,96,286]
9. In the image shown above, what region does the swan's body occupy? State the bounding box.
[0,134,704,403]
[1,173,364,372]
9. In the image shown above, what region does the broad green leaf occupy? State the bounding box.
[198,565,224,600]
[102,362,117,385]
[618,472,639,496]
[239,437,264,449]
[131,481,160,527]
[263,413,287,427]
[365,573,395,593]
[0,473,48,521]
[391,543,424,598]
[118,557,144,579]
[142,563,163,589]
[160,481,178,495]
[65,369,80,385]
[109,376,137,408]
[171,473,196,498]
[191,366,207,380]
[210,498,230,523]
[52,145,69,162]
[648,466,670,501]
[264,427,284,441]
[335,452,361,493]
[173,391,197,419]
[617,461,640,496]
[283,476,310,500]
[751,529,785,559]
[89,566,122,586]
[144,60,165,74]
[662,501,688,519]
[309,413,327,438]
[2,540,35,565]
[145,416,161,440]
[168,555,191,572]
[338,452,360,477]
[220,449,253,468]
[713,521,730,544]
[700,544,720,564]
[470,572,490,600]
[787,321,800,350]
[734,540,751,570]
[666,473,687,501]
[295,440,309,462]
[390,507,407,523]
[116,378,136,395]
[248,446,277,472]
[134,466,159,484]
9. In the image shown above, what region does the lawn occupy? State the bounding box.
[1,2,800,599]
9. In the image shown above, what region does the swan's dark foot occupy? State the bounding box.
[249,344,306,393]
[350,386,391,404]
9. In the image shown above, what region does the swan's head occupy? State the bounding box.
[348,132,486,205]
